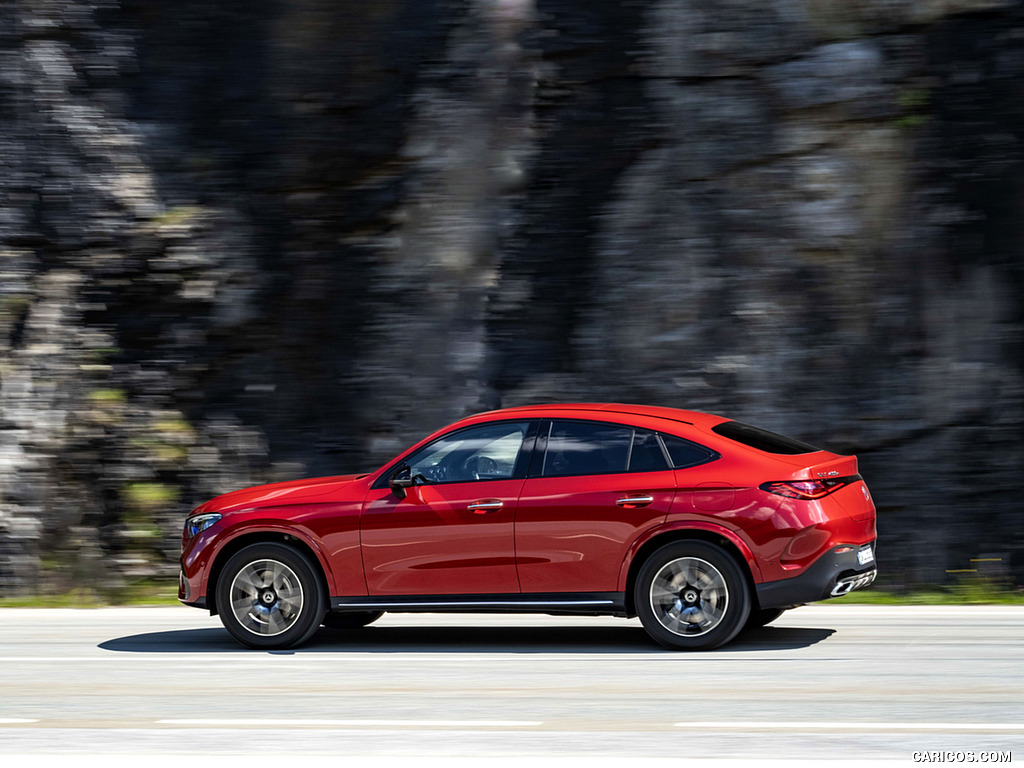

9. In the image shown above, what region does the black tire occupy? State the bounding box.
[744,607,785,631]
[322,611,384,630]
[634,540,751,651]
[215,542,326,650]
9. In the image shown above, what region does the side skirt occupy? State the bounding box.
[330,592,628,617]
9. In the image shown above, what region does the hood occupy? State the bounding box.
[194,473,367,515]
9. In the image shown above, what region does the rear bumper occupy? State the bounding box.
[756,543,877,609]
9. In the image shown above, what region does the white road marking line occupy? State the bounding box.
[157,719,543,728]
[674,721,1024,731]
[0,655,809,663]
[0,719,38,724]
[0,657,123,662]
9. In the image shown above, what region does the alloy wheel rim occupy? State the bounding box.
[229,558,304,637]
[649,556,729,637]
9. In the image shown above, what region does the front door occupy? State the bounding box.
[361,420,533,595]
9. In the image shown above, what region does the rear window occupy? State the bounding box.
[711,421,820,455]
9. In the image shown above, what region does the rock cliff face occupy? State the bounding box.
[1,0,1022,595]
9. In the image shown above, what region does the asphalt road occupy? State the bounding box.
[0,604,1021,763]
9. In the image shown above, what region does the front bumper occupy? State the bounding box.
[179,567,208,610]
[756,543,877,609]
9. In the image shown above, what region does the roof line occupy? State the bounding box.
[475,403,712,426]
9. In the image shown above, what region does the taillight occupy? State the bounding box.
[760,475,861,500]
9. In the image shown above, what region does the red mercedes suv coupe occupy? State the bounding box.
[180,404,877,650]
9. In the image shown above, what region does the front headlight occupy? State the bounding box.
[184,512,222,539]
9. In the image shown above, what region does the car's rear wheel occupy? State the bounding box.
[322,611,384,630]
[216,542,325,650]
[635,540,751,651]
[744,607,786,631]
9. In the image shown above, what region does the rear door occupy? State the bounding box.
[514,420,677,594]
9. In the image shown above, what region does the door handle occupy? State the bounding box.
[468,500,504,514]
[616,495,654,508]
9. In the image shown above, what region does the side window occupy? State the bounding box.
[629,430,670,472]
[662,434,718,469]
[543,421,632,477]
[407,421,530,483]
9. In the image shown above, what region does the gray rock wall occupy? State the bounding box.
[1,0,1022,595]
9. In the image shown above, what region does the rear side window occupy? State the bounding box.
[711,421,819,455]
[543,421,632,476]
[661,435,719,468]
[540,421,714,476]
[629,430,671,472]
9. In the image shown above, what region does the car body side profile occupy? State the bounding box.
[179,404,877,651]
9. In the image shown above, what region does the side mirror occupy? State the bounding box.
[389,465,414,499]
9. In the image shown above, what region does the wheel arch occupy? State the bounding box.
[622,526,760,618]
[206,530,331,616]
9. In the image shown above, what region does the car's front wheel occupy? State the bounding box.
[216,542,326,650]
[634,540,751,651]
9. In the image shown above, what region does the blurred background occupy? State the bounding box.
[1,0,1022,600]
